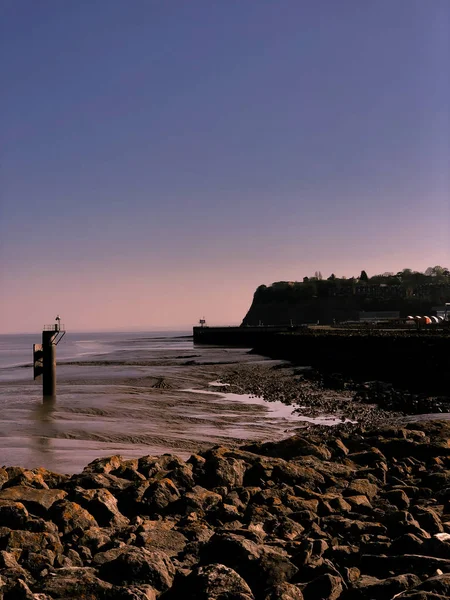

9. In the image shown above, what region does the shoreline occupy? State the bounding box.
[0,419,449,598]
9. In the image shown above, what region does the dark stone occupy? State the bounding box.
[182,563,255,599]
[302,573,343,600]
[98,546,175,592]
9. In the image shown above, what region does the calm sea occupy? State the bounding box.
[0,330,192,376]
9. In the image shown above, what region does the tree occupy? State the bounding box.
[327,273,336,281]
[359,270,369,282]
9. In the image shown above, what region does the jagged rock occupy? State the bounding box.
[0,501,29,528]
[264,582,303,599]
[0,529,62,555]
[384,510,431,540]
[345,495,372,513]
[98,547,175,591]
[137,454,187,479]
[135,520,188,556]
[413,507,444,534]
[410,574,450,596]
[202,532,298,595]
[271,462,325,489]
[391,533,424,554]
[348,449,386,466]
[65,472,133,494]
[38,566,114,599]
[3,579,37,600]
[360,553,450,578]
[302,573,343,600]
[382,489,411,509]
[4,469,49,490]
[20,549,56,578]
[181,563,255,599]
[84,455,124,474]
[78,527,111,552]
[321,516,386,539]
[141,478,180,513]
[0,487,67,516]
[343,479,378,500]
[49,499,98,536]
[69,487,129,528]
[202,455,247,488]
[347,573,421,599]
[179,485,222,514]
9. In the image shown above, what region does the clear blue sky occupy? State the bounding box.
[1,1,449,332]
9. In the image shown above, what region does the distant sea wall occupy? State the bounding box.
[193,326,450,395]
[252,330,450,395]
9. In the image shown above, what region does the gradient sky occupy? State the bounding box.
[1,1,449,333]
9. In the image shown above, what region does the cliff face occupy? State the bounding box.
[241,281,449,326]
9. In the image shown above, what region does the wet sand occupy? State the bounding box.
[0,345,336,474]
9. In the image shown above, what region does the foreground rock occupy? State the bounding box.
[1,420,450,598]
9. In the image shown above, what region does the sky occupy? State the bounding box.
[1,1,449,333]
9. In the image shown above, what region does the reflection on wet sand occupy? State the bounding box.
[31,396,57,463]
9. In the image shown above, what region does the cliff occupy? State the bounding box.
[241,279,450,326]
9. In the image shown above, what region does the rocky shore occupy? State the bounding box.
[1,420,450,599]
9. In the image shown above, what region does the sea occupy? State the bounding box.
[0,330,315,474]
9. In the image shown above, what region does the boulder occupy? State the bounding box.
[49,499,98,536]
[202,532,298,595]
[98,546,175,592]
[38,566,114,599]
[141,478,180,513]
[0,487,67,517]
[135,520,188,556]
[182,563,255,599]
[302,573,343,600]
[69,487,129,528]
[0,501,29,529]
[348,573,421,599]
[264,582,303,599]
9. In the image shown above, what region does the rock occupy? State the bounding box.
[113,585,158,599]
[382,489,410,509]
[182,563,255,599]
[180,486,222,514]
[49,499,98,536]
[343,479,378,500]
[38,566,114,599]
[0,487,67,516]
[84,455,124,474]
[98,547,175,592]
[70,487,129,528]
[271,462,326,489]
[345,495,372,514]
[1,529,62,555]
[348,449,386,466]
[302,573,343,600]
[65,472,133,494]
[264,582,303,599]
[203,532,298,595]
[348,573,421,599]
[413,507,444,534]
[135,520,188,557]
[141,478,180,513]
[78,527,111,552]
[0,501,29,528]
[411,574,450,596]
[360,554,450,578]
[3,579,37,600]
[4,469,49,490]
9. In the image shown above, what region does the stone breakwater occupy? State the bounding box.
[1,422,450,599]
